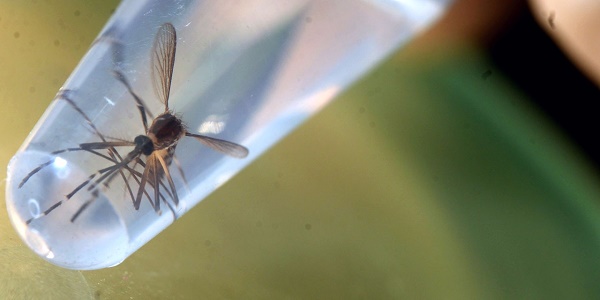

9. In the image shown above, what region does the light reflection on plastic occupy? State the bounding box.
[215,172,234,190]
[373,0,446,29]
[28,198,41,218]
[53,157,67,169]
[197,115,226,134]
[103,96,116,106]
[53,156,71,180]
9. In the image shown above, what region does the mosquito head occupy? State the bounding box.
[134,135,154,156]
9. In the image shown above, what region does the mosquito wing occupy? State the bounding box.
[186,133,249,158]
[151,23,177,110]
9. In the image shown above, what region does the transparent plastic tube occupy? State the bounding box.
[5,0,450,270]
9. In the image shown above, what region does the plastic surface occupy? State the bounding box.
[5,0,449,269]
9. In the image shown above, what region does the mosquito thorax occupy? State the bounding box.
[148,112,185,149]
[134,135,155,155]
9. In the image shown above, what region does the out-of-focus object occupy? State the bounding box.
[529,0,600,85]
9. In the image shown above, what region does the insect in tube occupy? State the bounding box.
[19,23,249,224]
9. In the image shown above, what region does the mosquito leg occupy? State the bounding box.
[25,164,112,224]
[72,181,173,223]
[122,166,176,219]
[56,89,132,185]
[135,157,179,208]
[25,199,64,225]
[57,90,108,142]
[154,155,179,220]
[117,169,135,208]
[70,190,100,223]
[80,145,142,200]
[147,171,178,220]
[121,163,162,210]
[84,148,141,196]
[153,159,161,213]
[89,23,125,68]
[66,163,119,199]
[113,70,152,132]
[96,159,156,210]
[172,155,190,193]
[20,90,139,222]
[27,74,146,222]
[31,164,167,224]
[160,185,178,221]
[156,154,179,206]
[95,23,154,126]
[59,91,127,166]
[102,24,154,131]
[54,148,114,162]
[121,158,140,195]
[133,154,179,216]
[74,164,173,223]
[104,158,171,211]
[135,157,176,199]
[138,172,177,219]
[129,156,177,215]
[80,141,135,149]
[19,160,54,189]
[18,143,130,189]
[117,158,160,209]
[135,157,153,211]
[56,90,130,169]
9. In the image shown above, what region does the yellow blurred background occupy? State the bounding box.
[2,1,600,298]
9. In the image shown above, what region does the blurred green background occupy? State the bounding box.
[2,1,600,299]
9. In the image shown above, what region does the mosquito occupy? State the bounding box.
[19,22,249,224]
